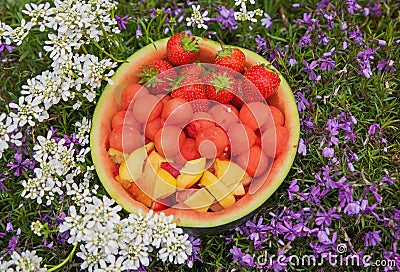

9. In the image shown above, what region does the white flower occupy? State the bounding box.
[10,250,47,272]
[22,2,54,31]
[234,6,258,23]
[235,0,256,8]
[31,220,44,236]
[186,5,210,30]
[158,233,192,265]
[0,113,17,157]
[59,206,88,244]
[3,19,33,46]
[76,245,104,272]
[121,236,151,269]
[75,117,91,145]
[9,96,49,127]
[98,255,127,272]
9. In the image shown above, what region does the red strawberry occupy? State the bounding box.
[167,33,200,66]
[215,48,246,73]
[137,59,175,94]
[203,72,235,104]
[171,84,209,112]
[243,65,281,99]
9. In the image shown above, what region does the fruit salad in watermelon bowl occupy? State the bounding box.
[90,33,300,234]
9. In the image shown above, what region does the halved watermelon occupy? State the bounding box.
[90,37,300,234]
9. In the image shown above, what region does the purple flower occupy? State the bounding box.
[363,4,382,17]
[346,0,361,14]
[0,174,8,191]
[319,57,335,71]
[246,217,269,249]
[261,13,272,29]
[230,246,254,267]
[296,13,313,26]
[344,201,361,215]
[136,22,142,39]
[318,229,337,245]
[115,15,129,30]
[377,59,396,73]
[302,59,320,81]
[364,231,381,247]
[215,6,237,32]
[7,153,34,177]
[368,123,380,135]
[381,173,394,186]
[288,180,300,201]
[0,44,14,54]
[295,92,310,112]
[357,47,379,78]
[255,35,266,52]
[315,207,341,227]
[349,25,363,44]
[297,138,307,156]
[317,0,331,9]
[322,147,334,158]
[187,236,202,268]
[298,35,311,48]
[323,12,336,30]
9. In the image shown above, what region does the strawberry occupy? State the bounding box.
[167,33,200,66]
[136,59,175,94]
[243,65,281,99]
[171,84,209,112]
[203,72,235,104]
[215,48,246,73]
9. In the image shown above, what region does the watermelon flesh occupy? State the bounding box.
[90,37,300,233]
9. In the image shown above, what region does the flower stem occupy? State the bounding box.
[91,40,125,63]
[46,243,78,272]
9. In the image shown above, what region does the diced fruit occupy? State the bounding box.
[236,145,270,177]
[156,94,172,106]
[199,171,235,208]
[152,201,169,211]
[228,123,256,155]
[115,175,132,189]
[198,170,218,187]
[176,189,197,203]
[127,183,152,208]
[180,138,201,161]
[177,157,206,189]
[145,142,155,152]
[215,48,246,73]
[121,84,149,110]
[154,125,186,158]
[109,125,142,153]
[108,147,126,164]
[119,146,148,182]
[161,97,193,125]
[210,202,224,212]
[111,110,141,130]
[214,158,249,188]
[166,33,200,66]
[144,117,163,141]
[262,105,285,130]
[185,111,215,138]
[195,126,229,158]
[244,65,281,99]
[239,102,270,131]
[160,162,180,178]
[132,94,163,123]
[209,104,239,130]
[184,188,215,212]
[228,182,246,198]
[262,125,289,158]
[206,182,236,209]
[152,168,177,199]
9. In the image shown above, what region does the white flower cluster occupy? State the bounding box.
[21,119,92,206]
[59,196,193,271]
[0,0,118,159]
[234,0,264,22]
[186,5,210,30]
[0,250,47,272]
